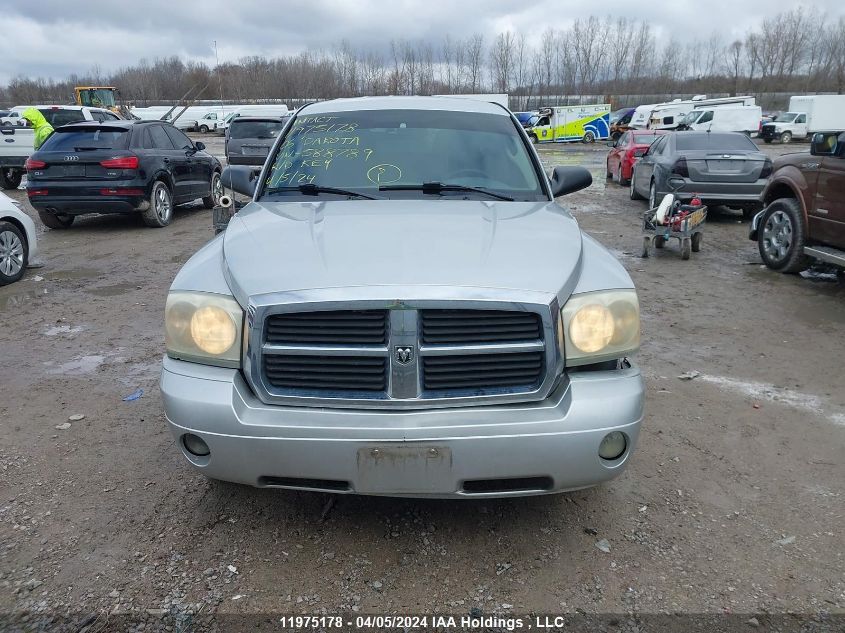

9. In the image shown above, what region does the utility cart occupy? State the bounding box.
[641,195,707,260]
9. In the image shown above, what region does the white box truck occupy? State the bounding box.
[760,95,845,144]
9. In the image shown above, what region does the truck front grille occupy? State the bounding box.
[266,310,388,344]
[264,354,388,391]
[421,309,542,344]
[251,301,558,408]
[422,351,544,391]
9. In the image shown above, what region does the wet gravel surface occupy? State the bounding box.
[0,136,843,631]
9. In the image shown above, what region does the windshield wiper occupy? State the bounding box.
[264,184,379,200]
[379,182,514,202]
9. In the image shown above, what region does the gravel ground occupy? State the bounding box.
[0,136,843,632]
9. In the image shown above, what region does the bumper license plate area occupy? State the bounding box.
[357,445,452,494]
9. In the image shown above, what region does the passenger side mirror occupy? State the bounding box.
[221,165,259,198]
[194,141,206,151]
[549,166,592,197]
[810,132,838,156]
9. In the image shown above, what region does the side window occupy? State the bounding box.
[163,125,193,150]
[795,114,807,124]
[698,110,714,124]
[104,112,120,121]
[149,125,176,150]
[662,116,674,125]
[91,112,106,123]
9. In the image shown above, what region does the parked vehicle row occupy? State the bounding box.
[606,125,844,274]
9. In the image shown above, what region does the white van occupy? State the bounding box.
[679,105,763,136]
[648,96,756,130]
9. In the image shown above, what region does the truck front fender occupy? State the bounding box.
[760,165,812,218]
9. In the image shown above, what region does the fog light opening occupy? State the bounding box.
[598,431,627,461]
[183,433,210,457]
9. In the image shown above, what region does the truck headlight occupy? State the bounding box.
[165,291,243,367]
[561,290,640,366]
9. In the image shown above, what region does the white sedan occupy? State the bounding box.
[0,191,39,285]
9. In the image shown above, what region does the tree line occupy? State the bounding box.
[2,8,843,109]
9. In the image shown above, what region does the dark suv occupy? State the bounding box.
[225,116,288,166]
[26,120,222,229]
[750,132,845,272]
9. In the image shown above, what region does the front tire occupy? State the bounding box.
[757,198,809,273]
[680,237,691,260]
[141,180,173,227]
[37,208,74,229]
[780,131,792,144]
[529,134,538,145]
[199,125,209,134]
[0,221,27,285]
[648,180,658,210]
[0,168,22,190]
[202,171,222,209]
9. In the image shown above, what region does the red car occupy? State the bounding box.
[606,130,667,186]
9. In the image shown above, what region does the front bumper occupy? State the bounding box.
[160,356,645,498]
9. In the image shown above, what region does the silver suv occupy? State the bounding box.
[160,96,644,498]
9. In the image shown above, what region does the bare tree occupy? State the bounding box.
[490,31,515,93]
[725,40,744,96]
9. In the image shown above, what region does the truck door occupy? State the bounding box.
[813,136,845,248]
[794,114,808,139]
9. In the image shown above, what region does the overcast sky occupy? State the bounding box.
[0,0,841,84]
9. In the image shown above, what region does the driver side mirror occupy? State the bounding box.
[221,165,259,198]
[550,166,592,197]
[194,141,206,151]
[810,132,838,157]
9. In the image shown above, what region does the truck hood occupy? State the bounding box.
[221,199,584,302]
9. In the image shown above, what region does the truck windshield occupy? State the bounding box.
[262,109,546,201]
[680,111,701,126]
[773,112,798,122]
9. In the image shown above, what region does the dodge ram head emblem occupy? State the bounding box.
[394,346,414,365]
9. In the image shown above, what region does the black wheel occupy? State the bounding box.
[606,161,613,179]
[0,221,27,285]
[202,171,223,209]
[780,131,792,144]
[629,170,643,200]
[0,168,22,190]
[763,139,772,144]
[529,134,538,145]
[141,180,173,227]
[641,236,650,258]
[654,235,666,249]
[617,164,629,186]
[691,232,702,252]
[199,125,209,133]
[757,198,810,273]
[582,131,596,143]
[681,237,691,260]
[648,180,658,209]
[37,208,74,229]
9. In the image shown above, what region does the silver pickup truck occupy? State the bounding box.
[0,126,34,190]
[160,96,645,498]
